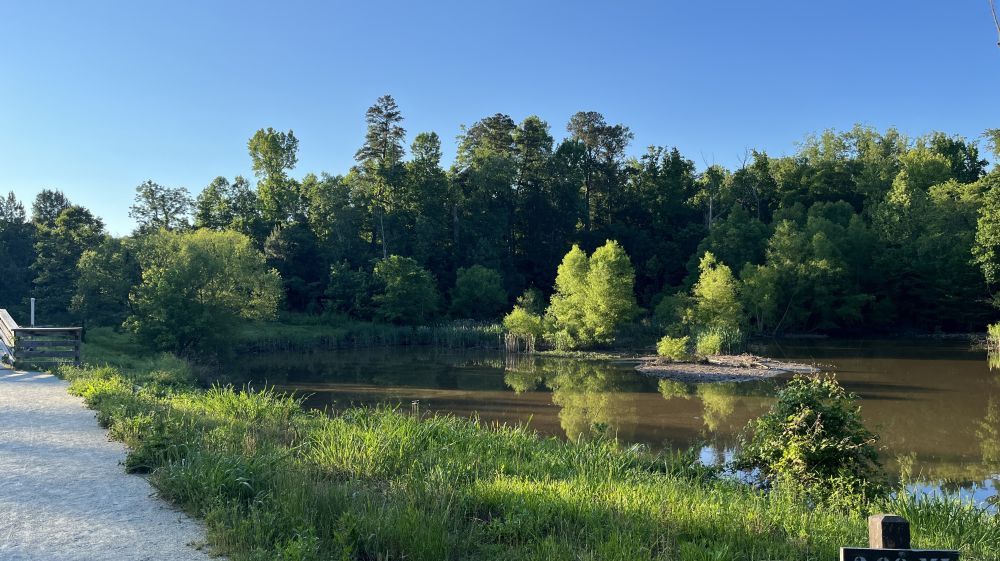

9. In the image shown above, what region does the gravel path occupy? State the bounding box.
[0,368,216,561]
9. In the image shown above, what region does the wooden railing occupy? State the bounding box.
[0,309,81,367]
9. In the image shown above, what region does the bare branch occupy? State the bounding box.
[991,0,1000,47]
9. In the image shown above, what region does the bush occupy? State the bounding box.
[694,331,722,356]
[450,265,507,320]
[735,375,885,503]
[656,336,691,361]
[988,322,1000,349]
[503,306,544,352]
[126,229,282,354]
[372,256,439,325]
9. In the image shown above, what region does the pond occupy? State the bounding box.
[227,338,1000,507]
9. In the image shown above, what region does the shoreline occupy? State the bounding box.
[635,353,821,383]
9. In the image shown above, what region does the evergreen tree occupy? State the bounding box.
[31,205,106,323]
[355,95,406,259]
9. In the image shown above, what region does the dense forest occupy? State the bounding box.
[2,95,1000,349]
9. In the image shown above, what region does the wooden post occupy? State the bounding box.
[841,514,958,561]
[868,514,910,549]
[74,329,82,366]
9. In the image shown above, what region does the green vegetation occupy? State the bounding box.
[987,322,1000,349]
[502,306,544,353]
[736,375,884,505]
[656,336,691,361]
[450,265,507,320]
[371,255,439,325]
[3,105,998,344]
[686,252,744,334]
[126,229,282,354]
[54,332,1000,560]
[541,241,638,350]
[694,331,723,356]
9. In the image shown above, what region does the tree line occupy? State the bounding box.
[2,94,1000,350]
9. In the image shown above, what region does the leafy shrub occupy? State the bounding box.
[503,306,544,352]
[695,331,722,356]
[692,327,744,356]
[988,322,1000,348]
[450,265,507,320]
[735,375,885,503]
[127,229,282,354]
[372,255,439,325]
[656,336,691,361]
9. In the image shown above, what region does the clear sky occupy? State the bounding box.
[2,1,998,234]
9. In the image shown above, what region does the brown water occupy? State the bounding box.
[230,339,1000,506]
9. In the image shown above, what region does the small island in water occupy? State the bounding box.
[636,353,820,383]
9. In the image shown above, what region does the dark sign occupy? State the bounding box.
[840,548,960,561]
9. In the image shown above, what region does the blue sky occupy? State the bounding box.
[1,1,998,234]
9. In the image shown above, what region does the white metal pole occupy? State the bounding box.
[30,298,35,327]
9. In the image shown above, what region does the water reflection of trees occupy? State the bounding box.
[504,358,641,441]
[988,349,1000,373]
[505,357,777,443]
[977,398,1000,471]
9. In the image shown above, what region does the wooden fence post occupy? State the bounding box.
[868,514,910,549]
[841,514,958,561]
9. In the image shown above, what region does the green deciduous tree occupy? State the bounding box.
[264,221,326,312]
[686,252,743,333]
[583,240,638,344]
[325,260,372,319]
[127,229,281,353]
[450,265,506,320]
[249,128,300,226]
[371,255,438,325]
[71,237,139,327]
[31,189,70,227]
[130,180,193,234]
[544,241,637,349]
[544,245,591,349]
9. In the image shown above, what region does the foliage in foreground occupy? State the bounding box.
[736,375,885,504]
[56,336,1000,561]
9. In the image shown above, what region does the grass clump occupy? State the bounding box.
[55,330,1000,561]
[236,313,503,354]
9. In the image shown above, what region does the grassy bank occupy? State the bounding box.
[58,330,1000,561]
[234,314,503,354]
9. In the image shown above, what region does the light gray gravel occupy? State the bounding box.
[0,368,216,561]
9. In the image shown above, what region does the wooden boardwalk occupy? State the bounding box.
[0,309,81,368]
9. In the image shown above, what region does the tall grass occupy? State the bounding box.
[60,331,1000,561]
[987,322,1000,350]
[236,315,503,354]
